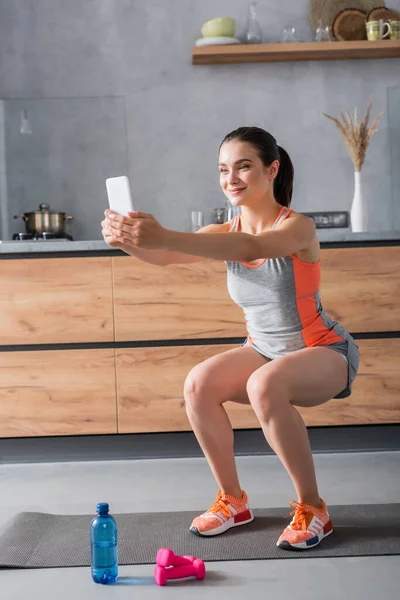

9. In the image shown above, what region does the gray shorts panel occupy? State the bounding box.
[326,338,359,399]
[241,336,359,400]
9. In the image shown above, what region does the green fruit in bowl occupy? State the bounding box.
[201,17,236,38]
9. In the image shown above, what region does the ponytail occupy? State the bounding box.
[274,146,294,207]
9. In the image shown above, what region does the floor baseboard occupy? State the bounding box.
[0,424,399,464]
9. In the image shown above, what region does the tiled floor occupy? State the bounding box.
[1,451,399,599]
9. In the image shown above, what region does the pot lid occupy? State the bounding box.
[25,203,65,215]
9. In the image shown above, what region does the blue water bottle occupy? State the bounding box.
[90,502,118,584]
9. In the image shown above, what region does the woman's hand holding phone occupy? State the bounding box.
[102,210,167,250]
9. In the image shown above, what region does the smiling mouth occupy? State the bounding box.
[229,188,246,193]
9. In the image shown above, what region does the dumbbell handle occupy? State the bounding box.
[154,559,206,585]
[166,563,199,579]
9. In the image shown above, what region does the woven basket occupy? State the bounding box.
[366,6,400,20]
[309,0,382,30]
[332,8,368,40]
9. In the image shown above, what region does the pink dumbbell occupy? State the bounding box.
[156,548,196,568]
[154,559,206,587]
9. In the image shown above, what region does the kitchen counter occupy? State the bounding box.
[1,229,400,255]
[0,239,115,255]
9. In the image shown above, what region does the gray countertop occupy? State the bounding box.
[1,229,400,254]
[0,239,112,254]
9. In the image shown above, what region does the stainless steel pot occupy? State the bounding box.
[14,203,73,235]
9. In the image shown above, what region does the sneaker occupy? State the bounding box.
[190,490,254,537]
[277,498,333,550]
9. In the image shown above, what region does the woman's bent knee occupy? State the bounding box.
[184,365,220,413]
[246,371,288,421]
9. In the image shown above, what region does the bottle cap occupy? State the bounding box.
[96,502,109,514]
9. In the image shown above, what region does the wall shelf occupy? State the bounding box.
[192,39,400,65]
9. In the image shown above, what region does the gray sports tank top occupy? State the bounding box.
[226,206,349,359]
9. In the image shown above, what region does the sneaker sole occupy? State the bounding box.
[190,510,254,537]
[277,522,334,551]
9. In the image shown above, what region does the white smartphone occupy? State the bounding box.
[106,175,134,216]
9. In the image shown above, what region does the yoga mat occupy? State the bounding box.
[0,504,399,568]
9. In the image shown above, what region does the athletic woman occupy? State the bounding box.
[102,127,359,550]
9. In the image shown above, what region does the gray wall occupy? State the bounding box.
[0,0,399,240]
[389,85,400,229]
[3,97,127,240]
[0,102,9,239]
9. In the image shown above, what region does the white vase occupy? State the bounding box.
[350,171,367,232]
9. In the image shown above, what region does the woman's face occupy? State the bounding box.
[218,140,278,207]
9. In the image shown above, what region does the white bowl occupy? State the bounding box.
[195,36,241,47]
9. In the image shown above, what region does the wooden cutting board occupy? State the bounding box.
[309,0,383,30]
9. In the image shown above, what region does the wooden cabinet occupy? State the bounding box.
[0,349,117,438]
[0,244,399,438]
[0,257,114,345]
[112,257,245,341]
[115,339,400,433]
[111,247,400,341]
[320,247,400,333]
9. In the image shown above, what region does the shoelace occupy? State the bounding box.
[208,494,233,520]
[288,500,310,533]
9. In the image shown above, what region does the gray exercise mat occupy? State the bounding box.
[0,504,399,569]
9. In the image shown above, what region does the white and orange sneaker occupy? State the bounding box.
[190,490,254,537]
[277,498,333,550]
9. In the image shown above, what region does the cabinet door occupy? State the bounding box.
[116,339,400,433]
[116,344,233,433]
[320,247,400,333]
[112,257,246,341]
[0,349,117,437]
[0,257,114,344]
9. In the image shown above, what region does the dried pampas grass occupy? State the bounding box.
[323,101,382,172]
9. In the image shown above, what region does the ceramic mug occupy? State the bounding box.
[388,19,400,40]
[366,19,391,40]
